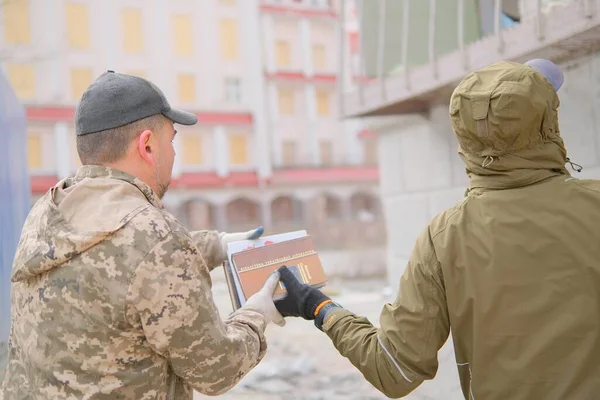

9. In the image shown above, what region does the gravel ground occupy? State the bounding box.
[198,270,465,400]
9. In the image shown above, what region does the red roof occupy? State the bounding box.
[259,3,337,18]
[29,166,379,194]
[265,71,337,83]
[25,106,253,125]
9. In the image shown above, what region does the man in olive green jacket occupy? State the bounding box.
[275,59,600,400]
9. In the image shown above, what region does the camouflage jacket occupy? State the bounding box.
[1,166,268,399]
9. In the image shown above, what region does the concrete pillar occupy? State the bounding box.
[340,196,352,220]
[345,119,363,165]
[300,19,313,77]
[304,85,319,165]
[262,15,275,74]
[365,115,429,287]
[54,122,70,178]
[214,203,227,232]
[269,84,282,167]
[213,126,229,177]
[152,0,169,90]
[261,201,272,230]
[44,0,62,101]
[242,1,272,180]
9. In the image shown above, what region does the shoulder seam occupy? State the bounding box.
[570,179,600,195]
[430,198,469,241]
[126,205,176,238]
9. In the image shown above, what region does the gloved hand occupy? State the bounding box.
[219,226,264,256]
[274,266,339,326]
[242,271,286,327]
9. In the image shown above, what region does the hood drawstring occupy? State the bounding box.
[482,155,495,169]
[480,155,581,173]
[566,158,583,173]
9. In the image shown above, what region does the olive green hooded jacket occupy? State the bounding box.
[323,61,600,399]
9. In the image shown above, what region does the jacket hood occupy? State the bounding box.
[11,166,162,282]
[449,61,571,192]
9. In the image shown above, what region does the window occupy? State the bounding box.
[27,133,42,170]
[315,89,330,116]
[122,8,143,53]
[229,135,248,165]
[278,89,294,115]
[181,135,203,165]
[281,140,296,167]
[70,68,93,100]
[6,64,35,99]
[177,74,196,103]
[224,77,242,103]
[220,19,239,60]
[66,2,90,49]
[172,14,193,56]
[4,0,30,45]
[312,44,326,70]
[275,40,291,67]
[320,140,333,166]
[363,138,378,165]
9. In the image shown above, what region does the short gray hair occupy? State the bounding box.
[76,114,166,165]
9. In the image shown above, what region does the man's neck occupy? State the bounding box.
[102,162,157,195]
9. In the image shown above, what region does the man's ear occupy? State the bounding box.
[137,130,155,165]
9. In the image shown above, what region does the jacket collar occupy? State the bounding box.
[66,165,164,209]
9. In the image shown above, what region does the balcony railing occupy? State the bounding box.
[339,0,600,118]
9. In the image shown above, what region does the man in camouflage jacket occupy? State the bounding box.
[1,71,284,399]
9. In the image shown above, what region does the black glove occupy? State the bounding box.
[275,266,341,330]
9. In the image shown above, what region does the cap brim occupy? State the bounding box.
[163,108,198,125]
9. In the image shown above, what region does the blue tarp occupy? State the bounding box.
[0,69,30,376]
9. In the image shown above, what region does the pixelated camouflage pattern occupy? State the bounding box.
[189,230,223,272]
[1,166,267,399]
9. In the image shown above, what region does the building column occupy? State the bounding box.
[300,18,313,77]
[213,125,229,177]
[262,14,275,75]
[243,2,273,180]
[261,201,272,230]
[268,83,281,166]
[341,197,352,221]
[152,0,170,89]
[54,122,71,178]
[345,119,363,165]
[304,85,319,165]
[44,0,62,100]
[214,203,228,232]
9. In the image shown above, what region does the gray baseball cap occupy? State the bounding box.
[75,70,198,135]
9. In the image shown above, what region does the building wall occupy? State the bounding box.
[2,0,387,279]
[2,0,259,178]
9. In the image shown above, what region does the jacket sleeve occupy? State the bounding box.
[189,230,225,271]
[126,231,267,396]
[323,227,450,398]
